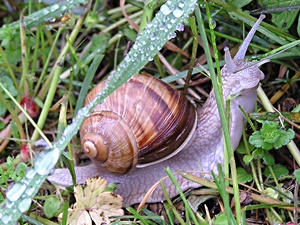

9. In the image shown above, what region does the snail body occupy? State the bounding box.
[48,15,266,206]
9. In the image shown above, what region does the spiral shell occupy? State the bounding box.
[79,74,197,174]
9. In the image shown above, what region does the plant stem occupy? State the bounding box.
[31,6,90,142]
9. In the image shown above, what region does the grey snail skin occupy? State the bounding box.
[48,14,267,206]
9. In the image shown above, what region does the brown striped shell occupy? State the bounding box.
[79,74,197,174]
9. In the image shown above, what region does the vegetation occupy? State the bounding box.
[0,0,299,224]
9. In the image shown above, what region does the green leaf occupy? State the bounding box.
[258,0,300,30]
[294,169,300,184]
[229,0,252,8]
[252,148,265,158]
[0,193,4,204]
[260,121,280,143]
[298,13,300,36]
[236,167,253,183]
[262,151,274,166]
[263,164,289,178]
[249,131,265,148]
[236,141,255,155]
[0,76,18,116]
[122,26,138,42]
[0,76,18,97]
[0,121,5,129]
[263,187,279,199]
[43,197,61,219]
[10,121,20,144]
[243,155,253,165]
[0,157,27,186]
[212,213,229,225]
[12,163,27,182]
[274,128,295,149]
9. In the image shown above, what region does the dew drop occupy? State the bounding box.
[36,177,42,185]
[149,34,156,40]
[19,198,32,213]
[5,200,13,208]
[48,17,56,22]
[1,214,12,224]
[61,5,67,11]
[6,183,26,202]
[160,5,171,15]
[209,19,217,29]
[159,25,165,30]
[34,148,60,175]
[173,8,184,18]
[168,32,176,39]
[50,4,59,11]
[26,186,36,196]
[43,9,50,15]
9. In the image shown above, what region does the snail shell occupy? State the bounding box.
[79,74,197,174]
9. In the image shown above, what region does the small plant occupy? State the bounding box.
[0,157,27,203]
[249,121,295,150]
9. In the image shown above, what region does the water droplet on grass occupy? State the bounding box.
[19,198,32,213]
[1,214,12,223]
[6,183,26,202]
[34,148,60,175]
[173,8,184,18]
[50,4,59,11]
[26,186,36,196]
[26,169,36,179]
[160,5,171,15]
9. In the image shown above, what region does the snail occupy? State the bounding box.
[48,15,267,206]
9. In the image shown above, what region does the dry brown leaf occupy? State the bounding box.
[64,177,124,224]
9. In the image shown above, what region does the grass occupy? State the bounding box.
[0,0,299,224]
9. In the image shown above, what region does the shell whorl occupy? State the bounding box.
[81,133,108,161]
[79,73,197,174]
[80,111,139,174]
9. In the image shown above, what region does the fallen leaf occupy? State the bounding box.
[63,177,124,224]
